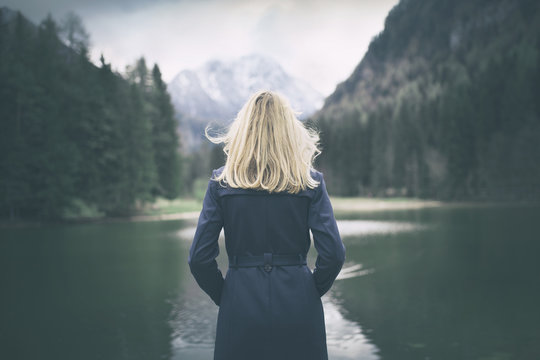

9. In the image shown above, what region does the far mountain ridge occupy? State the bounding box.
[168,54,324,150]
[169,54,323,120]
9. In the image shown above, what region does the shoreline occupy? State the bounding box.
[0,211,202,228]
[2,198,538,228]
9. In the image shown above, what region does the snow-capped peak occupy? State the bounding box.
[169,54,324,122]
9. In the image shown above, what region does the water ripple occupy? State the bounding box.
[337,263,375,280]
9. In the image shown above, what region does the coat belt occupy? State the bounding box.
[229,253,307,272]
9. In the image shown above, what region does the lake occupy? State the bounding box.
[1,204,539,359]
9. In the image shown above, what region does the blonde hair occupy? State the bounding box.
[205,90,321,194]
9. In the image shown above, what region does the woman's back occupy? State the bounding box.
[188,90,345,360]
[218,165,312,256]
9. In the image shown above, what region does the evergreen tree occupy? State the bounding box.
[149,64,182,199]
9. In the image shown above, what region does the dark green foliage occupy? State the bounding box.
[125,59,183,199]
[149,64,182,199]
[313,0,540,200]
[0,9,183,220]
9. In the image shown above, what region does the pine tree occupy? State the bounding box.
[149,64,182,199]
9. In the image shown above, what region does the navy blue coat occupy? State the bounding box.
[188,166,345,360]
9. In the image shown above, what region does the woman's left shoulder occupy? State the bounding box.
[212,166,225,178]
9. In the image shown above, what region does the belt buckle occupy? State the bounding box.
[263,253,272,272]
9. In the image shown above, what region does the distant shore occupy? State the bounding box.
[4,196,534,228]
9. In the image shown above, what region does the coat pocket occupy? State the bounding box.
[303,265,321,298]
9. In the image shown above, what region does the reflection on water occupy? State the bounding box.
[2,204,540,359]
[170,286,217,360]
[337,264,375,280]
[176,219,426,241]
[170,290,216,349]
[337,220,427,237]
[176,225,200,241]
[172,217,426,359]
[324,294,379,360]
[333,205,540,360]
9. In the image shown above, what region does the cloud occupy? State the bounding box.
[4,0,399,95]
[2,0,184,20]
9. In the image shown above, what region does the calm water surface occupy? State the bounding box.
[1,204,540,360]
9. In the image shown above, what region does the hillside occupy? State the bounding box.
[311,0,540,200]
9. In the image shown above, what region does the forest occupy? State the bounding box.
[0,9,182,219]
[311,0,540,200]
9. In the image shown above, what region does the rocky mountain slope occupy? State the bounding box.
[311,0,540,199]
[169,54,323,150]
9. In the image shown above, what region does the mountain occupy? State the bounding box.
[169,54,324,150]
[0,6,19,23]
[311,0,540,200]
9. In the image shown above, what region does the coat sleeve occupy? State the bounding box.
[188,170,224,306]
[308,172,346,297]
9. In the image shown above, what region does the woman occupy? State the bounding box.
[188,90,345,360]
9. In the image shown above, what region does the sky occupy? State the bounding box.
[3,0,399,96]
